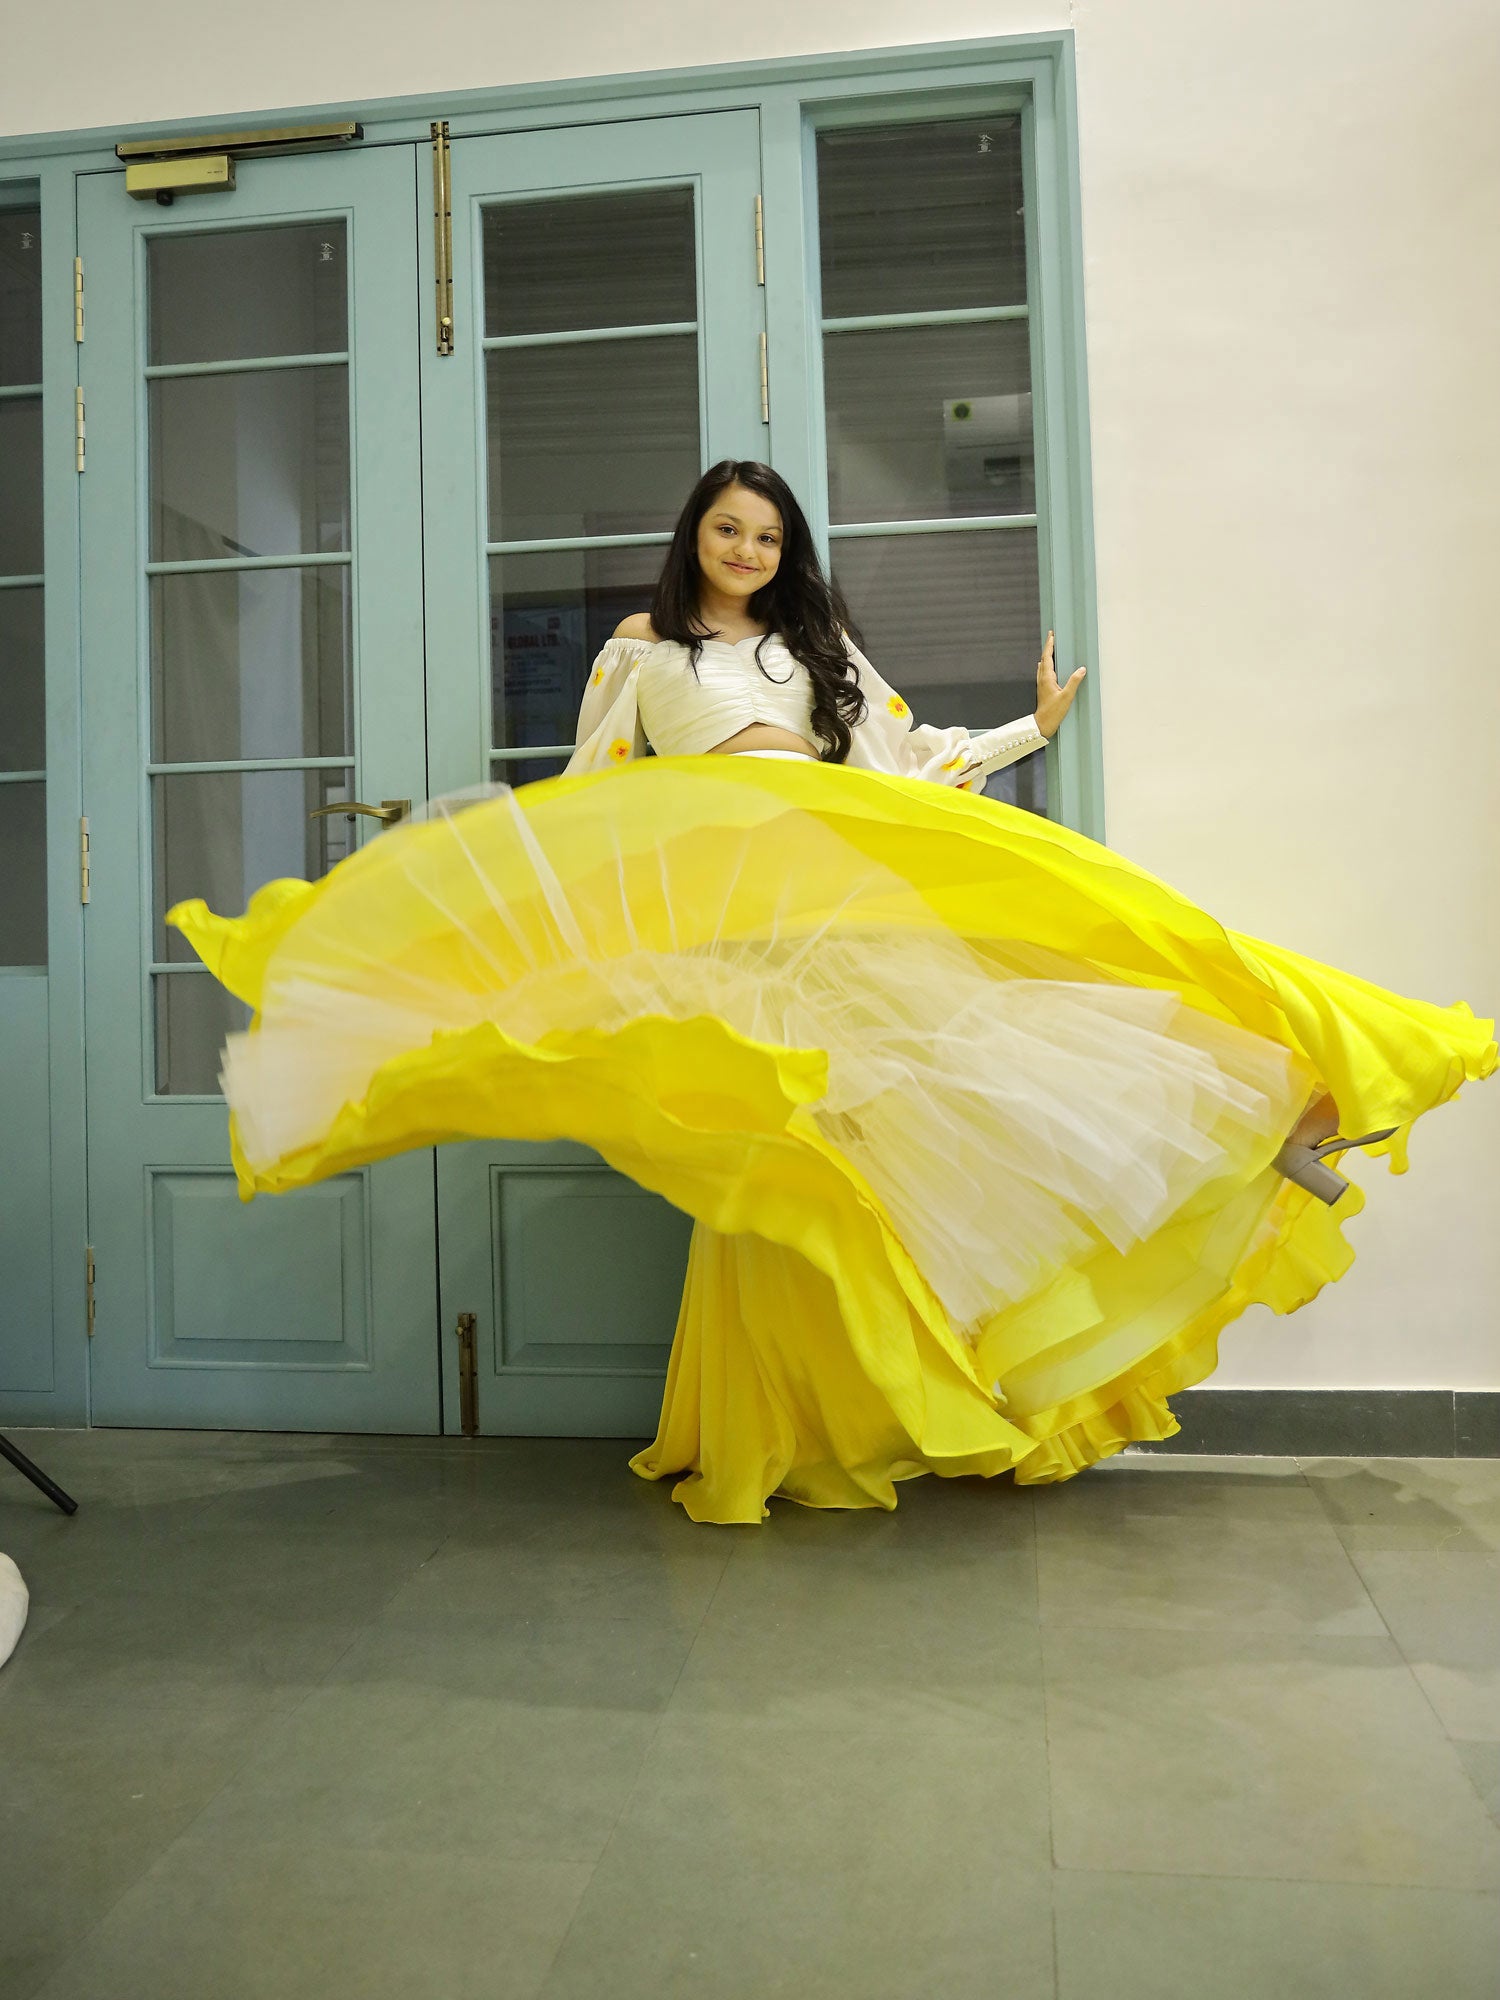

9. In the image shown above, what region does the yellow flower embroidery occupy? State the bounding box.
[886,695,909,719]
[607,738,631,763]
[941,753,967,772]
[956,779,975,792]
[590,666,604,687]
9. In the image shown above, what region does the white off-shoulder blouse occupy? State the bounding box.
[565,630,1048,789]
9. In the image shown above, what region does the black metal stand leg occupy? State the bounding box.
[0,1433,78,1516]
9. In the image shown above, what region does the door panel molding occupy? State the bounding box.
[78,144,442,1432]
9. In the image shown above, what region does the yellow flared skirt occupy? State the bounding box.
[168,757,1495,1524]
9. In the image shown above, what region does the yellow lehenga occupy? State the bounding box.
[168,756,1495,1524]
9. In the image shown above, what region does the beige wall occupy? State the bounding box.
[5,0,1497,1388]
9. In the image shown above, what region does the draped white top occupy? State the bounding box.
[565,631,1048,789]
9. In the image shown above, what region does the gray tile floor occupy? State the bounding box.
[1,1431,1497,1999]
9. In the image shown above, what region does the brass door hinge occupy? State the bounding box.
[431,121,454,356]
[454,1311,478,1436]
[79,816,90,902]
[86,1247,96,1337]
[754,194,765,285]
[74,256,85,342]
[75,385,85,471]
[758,330,769,426]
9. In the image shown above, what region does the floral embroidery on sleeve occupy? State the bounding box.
[608,738,632,763]
[885,694,909,719]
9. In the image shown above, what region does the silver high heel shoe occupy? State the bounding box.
[1272,1126,1399,1205]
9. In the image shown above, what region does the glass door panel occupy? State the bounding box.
[0,578,44,771]
[816,117,1029,316]
[482,187,699,334]
[80,143,440,1431]
[814,114,1048,816]
[147,220,349,365]
[144,221,357,1092]
[0,201,45,969]
[423,111,764,1436]
[483,178,706,784]
[425,112,765,803]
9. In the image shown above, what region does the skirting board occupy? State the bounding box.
[1129,1390,1500,1459]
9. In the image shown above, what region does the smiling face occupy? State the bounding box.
[694,482,784,603]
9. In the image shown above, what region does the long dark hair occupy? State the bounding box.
[649,460,868,763]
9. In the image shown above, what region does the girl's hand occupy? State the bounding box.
[1034,632,1086,739]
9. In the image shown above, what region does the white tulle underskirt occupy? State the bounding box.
[222,784,1316,1339]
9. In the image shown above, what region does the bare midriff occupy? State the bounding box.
[706,721,820,757]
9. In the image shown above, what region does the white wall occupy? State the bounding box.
[1071,0,1500,1391]
[5,0,1496,1390]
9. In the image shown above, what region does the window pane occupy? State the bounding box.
[149,365,350,562]
[148,222,348,366]
[0,583,45,770]
[0,206,42,388]
[486,337,699,544]
[489,545,663,754]
[484,190,696,337]
[825,321,1034,525]
[492,754,570,790]
[0,779,46,965]
[817,118,1027,319]
[154,973,252,1096]
[151,565,351,764]
[832,528,1045,813]
[0,398,43,575]
[152,766,353,962]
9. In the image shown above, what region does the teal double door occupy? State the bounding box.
[79,115,765,1432]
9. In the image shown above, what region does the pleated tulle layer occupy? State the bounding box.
[168,757,1497,1521]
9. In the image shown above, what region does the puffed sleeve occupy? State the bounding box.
[840,635,1048,789]
[564,638,651,774]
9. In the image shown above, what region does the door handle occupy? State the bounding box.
[308,798,410,825]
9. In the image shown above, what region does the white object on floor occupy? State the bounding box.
[0,1553,28,1668]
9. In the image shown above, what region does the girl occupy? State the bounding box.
[569,458,1063,785]
[170,462,1494,1523]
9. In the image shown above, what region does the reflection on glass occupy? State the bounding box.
[154,973,253,1096]
[975,748,1047,816]
[152,766,353,962]
[487,338,698,546]
[0,583,45,770]
[484,190,696,338]
[0,400,44,575]
[492,753,570,791]
[0,207,43,388]
[825,321,1034,524]
[148,222,348,367]
[0,779,47,964]
[150,565,351,765]
[488,546,664,753]
[817,118,1027,320]
[149,365,350,562]
[832,527,1045,816]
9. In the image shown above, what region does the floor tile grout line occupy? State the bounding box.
[1048,1859,1500,1896]
[527,1529,738,1995]
[15,1518,459,1999]
[15,1443,1499,1991]
[1290,1451,1479,1715]
[1314,1503,1500,1779]
[14,1632,374,1996]
[1031,1485,1064,1999]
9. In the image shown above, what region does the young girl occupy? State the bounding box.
[170,461,1494,1524]
[568,458,1063,786]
